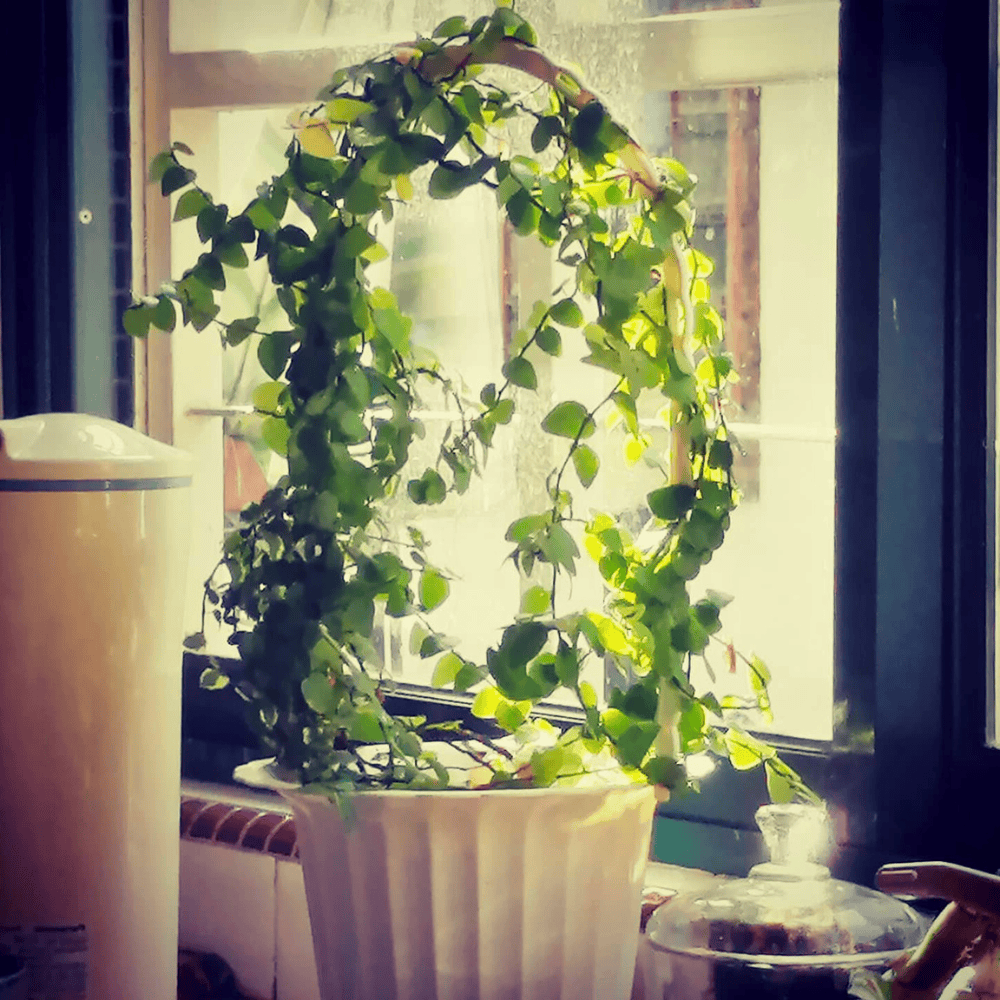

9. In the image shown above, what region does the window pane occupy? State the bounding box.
[162,0,838,737]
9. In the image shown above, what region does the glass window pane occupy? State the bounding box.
[162,0,839,737]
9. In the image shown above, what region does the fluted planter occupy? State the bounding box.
[282,784,656,1000]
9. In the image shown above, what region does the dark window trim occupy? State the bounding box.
[0,1,75,417]
[850,0,1000,869]
[0,0,131,422]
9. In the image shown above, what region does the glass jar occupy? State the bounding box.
[644,804,927,999]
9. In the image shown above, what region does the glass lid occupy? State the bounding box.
[647,804,927,965]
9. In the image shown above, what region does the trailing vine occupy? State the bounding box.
[125,3,817,804]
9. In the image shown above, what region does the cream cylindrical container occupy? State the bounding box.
[0,413,192,1000]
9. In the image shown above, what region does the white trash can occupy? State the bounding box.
[0,413,192,1000]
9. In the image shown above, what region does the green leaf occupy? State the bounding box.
[246,199,279,233]
[642,755,685,789]
[571,101,606,153]
[192,253,225,291]
[406,468,447,505]
[693,599,722,634]
[520,585,551,616]
[199,667,229,691]
[766,764,796,804]
[609,684,658,721]
[473,416,495,448]
[539,524,579,575]
[122,305,153,339]
[612,391,639,436]
[174,188,210,221]
[750,655,772,687]
[196,203,228,242]
[419,567,449,611]
[326,97,373,124]
[724,729,775,770]
[648,484,697,521]
[454,662,487,692]
[433,14,468,36]
[615,721,660,768]
[508,155,539,189]
[508,192,540,236]
[373,305,412,353]
[252,380,286,415]
[671,612,709,654]
[432,651,464,688]
[408,622,431,658]
[698,481,733,518]
[225,316,260,346]
[301,673,339,715]
[549,298,584,327]
[258,331,294,379]
[503,356,537,390]
[161,164,194,195]
[555,644,579,686]
[709,439,734,471]
[150,295,176,332]
[344,179,383,215]
[471,685,502,719]
[421,97,455,138]
[339,225,376,258]
[428,164,469,199]
[215,239,249,268]
[535,325,561,356]
[678,700,706,746]
[495,699,530,732]
[396,730,423,758]
[350,711,384,744]
[530,746,566,785]
[512,18,538,44]
[530,115,560,154]
[501,621,549,667]
[148,151,174,183]
[176,273,220,330]
[417,633,446,659]
[229,215,255,244]
[489,626,548,702]
[261,416,291,456]
[601,707,632,740]
[571,443,600,488]
[506,512,549,543]
[495,174,520,207]
[493,398,515,424]
[278,224,310,248]
[541,401,595,439]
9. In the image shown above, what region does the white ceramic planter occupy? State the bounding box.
[282,783,656,1000]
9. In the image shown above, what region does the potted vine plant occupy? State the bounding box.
[126,4,818,997]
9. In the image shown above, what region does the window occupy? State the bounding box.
[9,0,1000,882]
[97,0,1000,879]
[135,0,841,747]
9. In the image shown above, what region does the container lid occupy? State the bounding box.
[0,413,193,488]
[646,804,927,967]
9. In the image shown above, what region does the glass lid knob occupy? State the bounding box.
[751,802,832,881]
